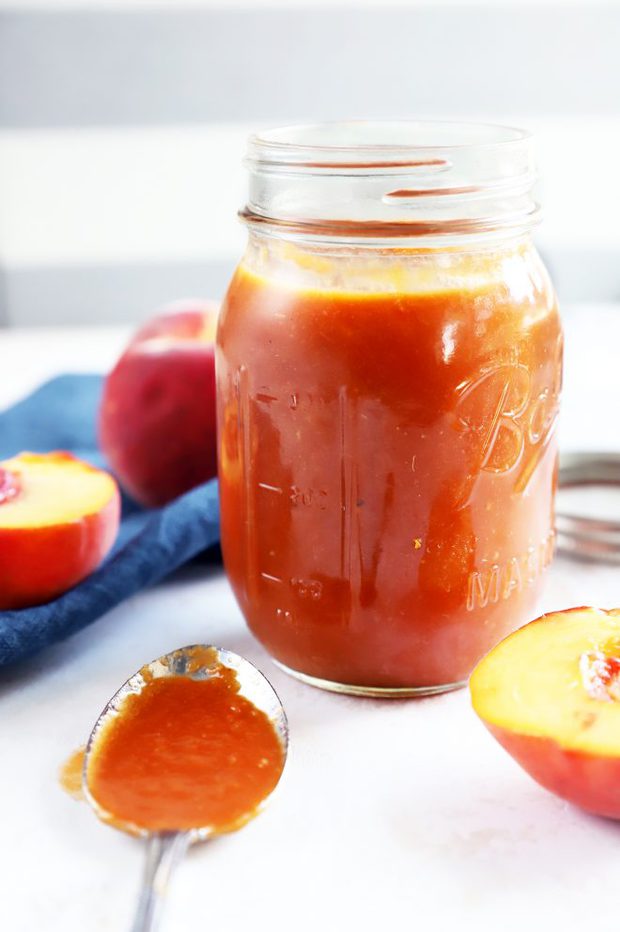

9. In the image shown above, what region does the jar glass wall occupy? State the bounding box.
[216,122,562,696]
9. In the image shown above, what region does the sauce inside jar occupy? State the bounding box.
[85,659,285,833]
[217,243,562,692]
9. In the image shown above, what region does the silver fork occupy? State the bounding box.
[556,452,620,564]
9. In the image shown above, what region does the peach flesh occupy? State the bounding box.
[0,452,120,610]
[470,608,620,819]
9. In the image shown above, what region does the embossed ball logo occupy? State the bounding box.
[453,353,561,483]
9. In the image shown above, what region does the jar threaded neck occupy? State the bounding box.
[242,121,539,245]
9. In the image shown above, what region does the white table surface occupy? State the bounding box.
[1,308,620,932]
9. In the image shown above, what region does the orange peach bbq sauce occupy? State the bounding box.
[217,261,562,689]
[84,660,284,833]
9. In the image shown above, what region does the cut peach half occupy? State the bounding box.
[0,452,120,610]
[470,607,620,819]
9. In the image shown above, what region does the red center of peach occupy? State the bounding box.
[580,650,620,702]
[0,468,21,506]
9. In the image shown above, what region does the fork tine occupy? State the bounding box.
[556,452,620,564]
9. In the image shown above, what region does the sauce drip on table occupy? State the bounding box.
[59,746,86,800]
[85,662,284,833]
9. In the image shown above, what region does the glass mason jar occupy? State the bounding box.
[216,122,562,697]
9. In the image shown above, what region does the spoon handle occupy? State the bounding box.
[131,831,191,932]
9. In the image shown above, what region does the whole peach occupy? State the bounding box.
[99,302,219,507]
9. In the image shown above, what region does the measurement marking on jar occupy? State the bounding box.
[260,573,323,600]
[338,387,361,622]
[275,608,294,624]
[260,572,283,584]
[290,486,328,508]
[258,482,283,494]
[237,365,258,598]
[291,577,323,600]
[339,387,350,581]
[255,391,278,404]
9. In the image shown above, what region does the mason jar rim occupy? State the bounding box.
[242,120,540,244]
[247,121,532,168]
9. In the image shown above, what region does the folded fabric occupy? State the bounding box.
[0,375,220,668]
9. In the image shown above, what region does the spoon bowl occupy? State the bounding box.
[82,644,288,931]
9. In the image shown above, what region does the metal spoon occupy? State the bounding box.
[82,645,289,932]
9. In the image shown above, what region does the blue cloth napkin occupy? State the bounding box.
[0,375,220,668]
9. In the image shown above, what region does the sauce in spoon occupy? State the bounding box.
[86,654,284,833]
[62,645,288,932]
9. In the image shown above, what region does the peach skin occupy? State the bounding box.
[98,302,219,507]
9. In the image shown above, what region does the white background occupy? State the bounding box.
[1,0,620,323]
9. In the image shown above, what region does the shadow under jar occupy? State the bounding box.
[216,122,562,697]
